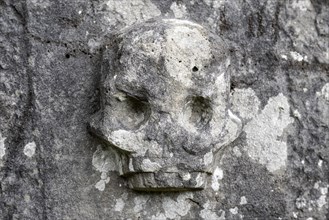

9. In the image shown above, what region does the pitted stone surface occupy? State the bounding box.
[1,0,328,219]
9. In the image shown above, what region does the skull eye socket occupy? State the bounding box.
[112,93,151,130]
[186,96,213,128]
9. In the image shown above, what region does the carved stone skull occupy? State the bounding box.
[89,19,242,191]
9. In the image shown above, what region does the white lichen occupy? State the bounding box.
[182,173,191,181]
[290,51,307,62]
[140,159,161,172]
[0,133,6,160]
[280,54,288,60]
[316,83,329,126]
[114,198,125,212]
[170,2,187,18]
[162,193,193,219]
[95,172,110,192]
[293,109,301,119]
[314,182,329,210]
[233,146,242,157]
[211,166,223,191]
[23,142,36,158]
[240,196,247,205]
[200,201,225,220]
[318,159,323,168]
[203,0,225,9]
[95,180,106,191]
[291,0,313,12]
[133,195,149,213]
[229,207,238,215]
[203,152,213,166]
[295,197,307,209]
[92,146,117,191]
[244,93,294,173]
[195,173,205,187]
[151,213,167,220]
[92,146,117,173]
[321,83,329,102]
[231,88,260,120]
[292,212,298,218]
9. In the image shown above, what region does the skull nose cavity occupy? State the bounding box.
[112,93,151,130]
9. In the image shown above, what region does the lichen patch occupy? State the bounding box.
[290,51,308,62]
[211,166,223,191]
[92,146,117,191]
[161,193,193,219]
[133,195,149,213]
[200,201,225,220]
[95,172,110,191]
[23,142,36,158]
[320,83,329,101]
[203,0,225,9]
[0,133,6,160]
[95,179,106,191]
[140,159,161,172]
[316,83,329,126]
[229,207,238,215]
[240,196,247,205]
[231,88,260,120]
[244,93,294,173]
[314,182,329,210]
[92,146,117,173]
[170,2,187,18]
[114,198,125,212]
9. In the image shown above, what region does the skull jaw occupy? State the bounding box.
[119,155,212,191]
[127,172,208,191]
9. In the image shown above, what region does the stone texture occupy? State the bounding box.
[0,0,328,219]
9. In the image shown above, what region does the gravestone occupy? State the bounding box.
[0,0,328,219]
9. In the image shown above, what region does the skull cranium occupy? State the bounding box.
[89,19,242,191]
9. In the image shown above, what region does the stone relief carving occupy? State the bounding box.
[89,19,242,191]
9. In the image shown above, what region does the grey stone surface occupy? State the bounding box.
[0,0,328,219]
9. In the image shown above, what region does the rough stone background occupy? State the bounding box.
[0,0,328,219]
